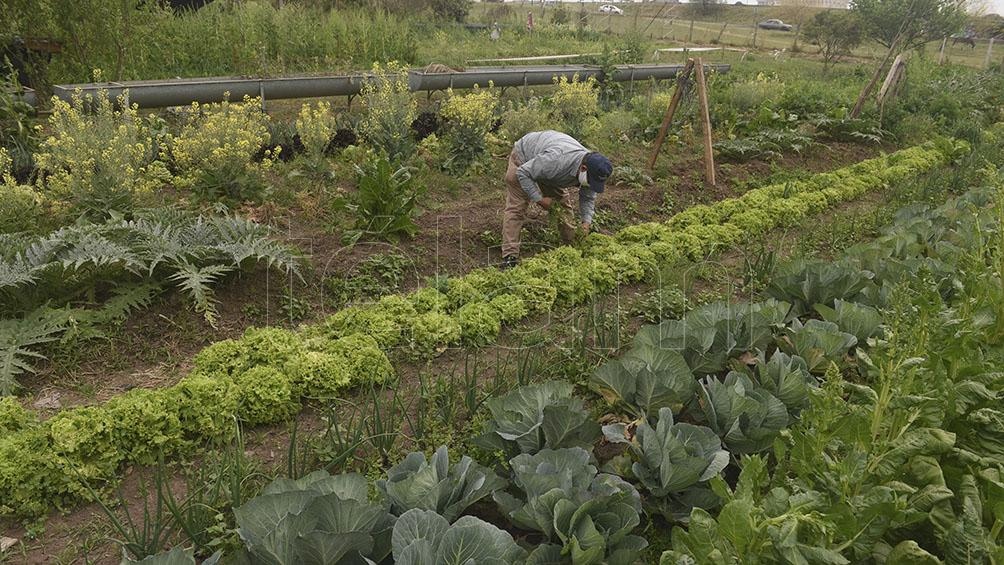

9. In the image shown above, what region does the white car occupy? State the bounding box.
[599,5,625,15]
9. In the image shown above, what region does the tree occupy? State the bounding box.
[804,11,864,71]
[851,0,968,52]
[430,0,471,22]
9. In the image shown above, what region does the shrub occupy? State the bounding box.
[440,86,499,173]
[35,90,169,218]
[170,95,277,203]
[549,75,599,139]
[498,98,555,144]
[359,62,416,161]
[295,100,338,159]
[0,148,45,233]
[233,366,300,425]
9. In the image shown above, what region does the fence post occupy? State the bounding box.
[938,36,947,65]
[752,20,758,49]
[689,19,695,43]
[986,38,995,68]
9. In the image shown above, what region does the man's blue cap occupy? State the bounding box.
[585,153,613,193]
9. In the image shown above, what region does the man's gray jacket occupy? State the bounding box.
[514,130,597,224]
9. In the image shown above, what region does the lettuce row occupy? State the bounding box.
[0,327,393,518]
[306,140,958,361]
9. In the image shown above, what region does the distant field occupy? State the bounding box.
[469,1,1001,69]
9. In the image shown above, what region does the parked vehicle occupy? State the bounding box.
[757,19,793,31]
[599,5,625,15]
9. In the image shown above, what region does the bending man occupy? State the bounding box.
[501,130,613,269]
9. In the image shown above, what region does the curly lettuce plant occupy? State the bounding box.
[408,311,462,358]
[377,445,506,522]
[455,302,502,346]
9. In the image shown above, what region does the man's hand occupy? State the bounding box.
[537,196,553,210]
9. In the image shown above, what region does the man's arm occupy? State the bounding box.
[515,153,562,202]
[579,189,596,225]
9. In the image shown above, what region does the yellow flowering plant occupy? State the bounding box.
[440,85,499,173]
[550,75,599,139]
[358,62,416,162]
[295,101,338,160]
[170,95,276,203]
[35,90,170,218]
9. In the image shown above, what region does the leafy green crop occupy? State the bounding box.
[590,344,696,419]
[233,471,394,564]
[391,509,527,564]
[377,445,506,522]
[496,448,646,563]
[779,319,857,374]
[697,373,789,455]
[474,381,600,457]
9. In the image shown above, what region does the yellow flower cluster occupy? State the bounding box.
[550,75,599,138]
[551,75,599,124]
[35,90,169,210]
[358,62,416,159]
[295,101,338,157]
[441,86,498,134]
[170,95,276,189]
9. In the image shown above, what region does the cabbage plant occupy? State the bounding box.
[233,470,394,565]
[779,318,857,373]
[814,299,883,342]
[474,381,600,456]
[377,445,506,522]
[590,344,696,418]
[391,508,527,564]
[697,373,789,454]
[751,351,816,416]
[626,407,730,497]
[495,448,647,564]
[633,301,790,375]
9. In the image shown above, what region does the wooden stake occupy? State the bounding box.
[850,36,900,119]
[876,54,905,106]
[647,59,695,171]
[986,38,995,69]
[694,58,716,188]
[938,36,947,65]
